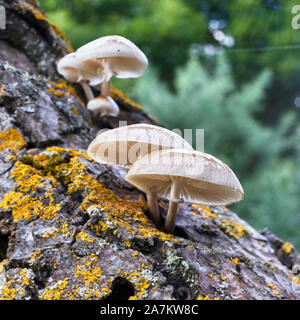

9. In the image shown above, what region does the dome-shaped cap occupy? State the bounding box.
[87,96,119,117]
[57,52,97,83]
[87,124,193,166]
[75,35,148,85]
[125,149,244,206]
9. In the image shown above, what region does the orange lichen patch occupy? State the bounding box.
[47,79,85,107]
[0,268,31,300]
[30,250,42,260]
[282,242,294,255]
[72,107,80,115]
[192,204,249,240]
[290,274,300,285]
[17,2,73,52]
[122,269,151,298]
[39,278,69,300]
[192,204,220,220]
[41,148,179,243]
[76,230,95,243]
[0,84,6,95]
[212,261,219,266]
[132,250,139,257]
[0,161,61,222]
[0,128,27,152]
[219,218,249,240]
[230,257,241,265]
[196,295,220,300]
[267,283,277,290]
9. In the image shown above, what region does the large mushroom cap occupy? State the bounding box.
[75,35,148,85]
[57,52,96,83]
[125,149,244,206]
[87,124,193,166]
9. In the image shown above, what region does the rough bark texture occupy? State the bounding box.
[0,0,299,300]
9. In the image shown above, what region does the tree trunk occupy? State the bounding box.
[0,0,299,300]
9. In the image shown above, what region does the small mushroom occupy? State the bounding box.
[57,52,94,101]
[87,124,193,226]
[125,149,244,234]
[87,96,119,117]
[75,35,148,116]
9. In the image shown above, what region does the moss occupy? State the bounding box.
[0,128,27,152]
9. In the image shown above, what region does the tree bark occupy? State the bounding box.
[0,0,299,300]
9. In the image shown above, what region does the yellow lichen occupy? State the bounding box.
[17,3,73,52]
[220,275,227,281]
[0,128,27,152]
[196,295,220,300]
[192,204,249,240]
[0,84,6,95]
[76,231,95,243]
[40,278,69,300]
[47,79,85,107]
[0,160,61,222]
[0,268,31,300]
[30,250,42,260]
[230,257,241,265]
[282,242,294,255]
[267,283,277,290]
[219,218,249,240]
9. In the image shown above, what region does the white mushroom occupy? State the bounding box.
[57,52,94,101]
[87,96,119,117]
[125,149,244,233]
[75,35,148,116]
[87,124,193,226]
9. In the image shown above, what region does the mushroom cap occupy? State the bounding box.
[87,96,119,117]
[87,124,193,166]
[57,52,96,83]
[75,35,148,85]
[125,149,244,206]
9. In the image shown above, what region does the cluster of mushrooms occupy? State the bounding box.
[57,35,244,234]
[87,123,244,234]
[57,35,148,117]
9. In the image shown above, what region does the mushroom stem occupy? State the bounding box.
[80,81,94,101]
[165,201,179,234]
[101,80,111,97]
[164,179,181,233]
[146,192,160,227]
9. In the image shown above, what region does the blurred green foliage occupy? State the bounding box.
[39,0,300,248]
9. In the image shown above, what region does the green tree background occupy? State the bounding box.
[39,0,300,249]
